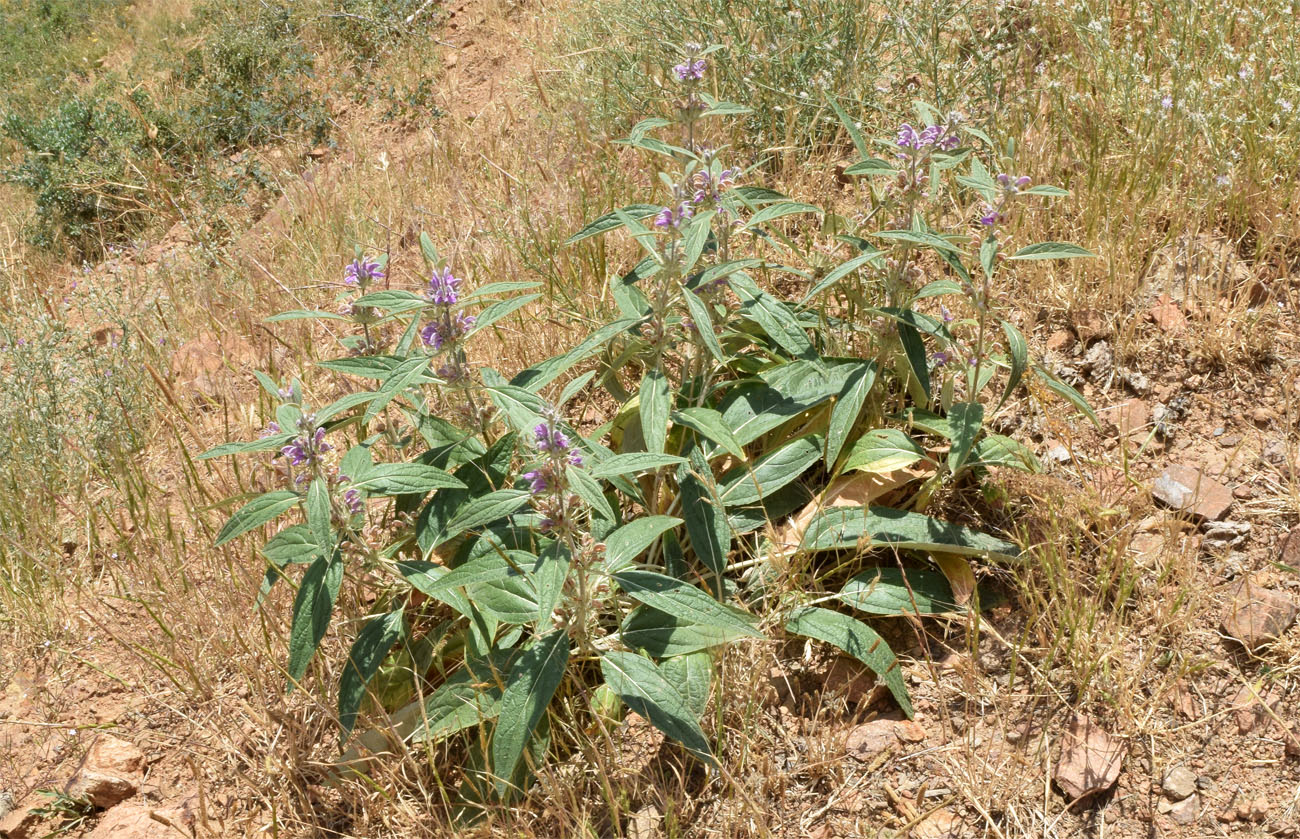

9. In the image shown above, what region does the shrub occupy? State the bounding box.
[207,47,1094,810]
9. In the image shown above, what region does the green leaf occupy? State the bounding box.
[801,505,1021,560]
[306,477,332,553]
[731,280,816,360]
[338,609,405,738]
[842,158,897,176]
[261,524,319,565]
[1022,185,1069,196]
[444,489,532,537]
[198,433,294,461]
[980,236,998,280]
[896,315,932,401]
[801,250,883,304]
[972,434,1041,471]
[532,542,571,626]
[317,355,407,380]
[564,204,662,244]
[620,607,753,657]
[658,652,712,716]
[826,362,876,468]
[287,553,343,688]
[352,290,425,310]
[681,288,727,363]
[466,294,541,337]
[836,567,962,615]
[742,201,822,230]
[409,665,504,744]
[873,229,960,253]
[784,606,912,717]
[511,317,642,392]
[350,463,466,495]
[640,367,670,456]
[492,630,569,794]
[825,95,869,158]
[1008,242,1097,260]
[906,408,954,440]
[1033,365,1099,427]
[719,435,822,507]
[671,407,746,461]
[469,571,539,625]
[613,570,761,638]
[946,402,984,473]
[365,355,430,423]
[590,452,685,478]
[914,279,964,300]
[461,280,543,301]
[604,516,683,573]
[717,381,828,446]
[999,320,1028,408]
[842,429,926,473]
[678,449,728,590]
[727,186,787,205]
[215,490,299,546]
[599,651,714,764]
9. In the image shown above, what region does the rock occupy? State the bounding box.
[845,719,897,762]
[1170,682,1198,720]
[1149,295,1188,334]
[1162,766,1197,800]
[1045,330,1074,353]
[1222,579,1297,651]
[83,804,175,839]
[1201,520,1251,551]
[1053,714,1125,802]
[1071,310,1109,343]
[1120,369,1151,396]
[1168,794,1200,826]
[1237,797,1268,823]
[1250,407,1275,425]
[1080,340,1114,379]
[1151,464,1233,521]
[1282,528,1300,568]
[914,809,962,839]
[894,720,928,743]
[0,792,12,821]
[1285,725,1300,759]
[1230,685,1280,734]
[626,804,662,839]
[1099,398,1149,438]
[0,803,42,839]
[66,772,138,809]
[86,736,146,777]
[821,656,878,705]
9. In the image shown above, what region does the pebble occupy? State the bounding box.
[1162,766,1197,801]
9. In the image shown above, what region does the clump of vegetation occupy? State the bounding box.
[207,46,1094,813]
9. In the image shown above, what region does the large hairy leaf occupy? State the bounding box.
[785,607,912,717]
[600,651,714,764]
[287,553,343,689]
[619,606,755,657]
[492,631,569,794]
[612,570,762,638]
[350,463,465,496]
[604,516,683,573]
[800,505,1021,561]
[338,609,405,739]
[836,568,962,616]
[719,435,822,507]
[216,490,299,546]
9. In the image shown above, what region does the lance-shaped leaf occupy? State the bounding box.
[946,402,984,473]
[836,568,962,616]
[199,433,294,461]
[998,320,1029,408]
[1008,242,1096,260]
[216,490,299,546]
[443,489,532,537]
[589,452,686,478]
[800,505,1021,561]
[600,651,714,764]
[971,434,1041,471]
[784,606,912,717]
[565,204,663,244]
[306,477,333,555]
[742,201,822,230]
[1033,364,1100,427]
[731,280,816,360]
[640,367,670,456]
[826,362,877,468]
[338,609,405,739]
[842,429,927,474]
[492,630,569,794]
[604,516,683,573]
[510,316,643,392]
[719,435,822,507]
[659,652,712,716]
[287,553,343,688]
[612,570,762,638]
[349,463,466,496]
[678,450,729,590]
[801,250,884,304]
[671,407,747,461]
[619,606,753,657]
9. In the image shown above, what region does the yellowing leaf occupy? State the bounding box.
[931,552,976,606]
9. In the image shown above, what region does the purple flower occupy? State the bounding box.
[673,58,706,81]
[653,202,693,229]
[522,469,548,494]
[932,351,950,367]
[344,257,384,287]
[343,488,363,515]
[896,123,922,150]
[979,204,1003,226]
[425,266,461,305]
[280,420,331,467]
[898,122,958,153]
[421,322,445,349]
[421,311,475,350]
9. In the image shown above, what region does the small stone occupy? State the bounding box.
[1149,295,1188,334]
[66,772,138,809]
[1053,714,1125,802]
[1232,484,1253,499]
[1151,464,1234,520]
[1238,797,1268,823]
[626,804,662,839]
[1285,725,1300,759]
[894,720,928,743]
[1250,407,1275,425]
[1045,330,1074,353]
[0,802,42,839]
[1162,766,1197,801]
[86,735,146,776]
[846,719,896,762]
[83,804,176,839]
[0,792,13,821]
[913,809,962,839]
[1231,685,1280,734]
[1099,398,1149,438]
[1168,794,1200,825]
[1281,529,1300,567]
[1072,310,1109,342]
[1201,520,1251,551]
[1080,340,1114,379]
[1222,579,1298,651]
